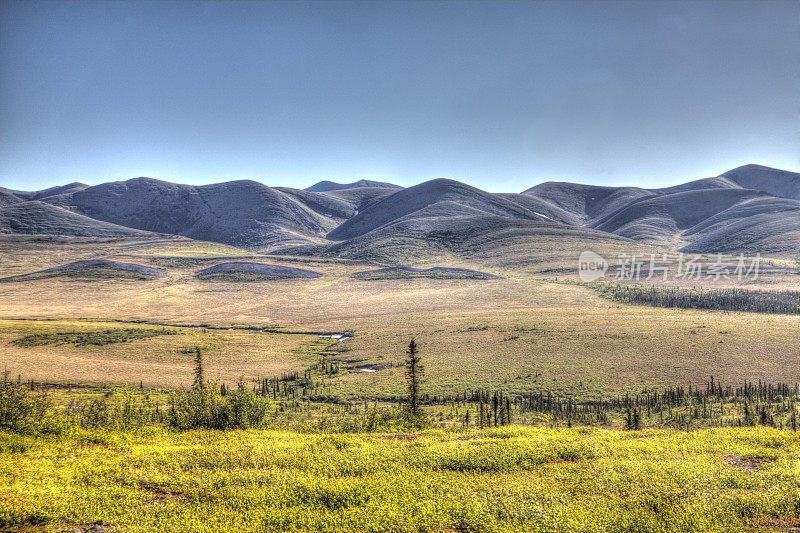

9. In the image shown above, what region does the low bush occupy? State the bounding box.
[0,380,60,434]
[167,383,271,430]
[69,390,157,430]
[303,407,432,433]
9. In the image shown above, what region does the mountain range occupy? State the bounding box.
[1,164,798,263]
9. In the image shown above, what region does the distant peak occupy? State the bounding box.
[305,179,402,192]
[124,176,171,185]
[722,163,798,176]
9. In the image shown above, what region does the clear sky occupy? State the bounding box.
[1,0,798,193]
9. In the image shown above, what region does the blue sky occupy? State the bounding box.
[1,0,798,192]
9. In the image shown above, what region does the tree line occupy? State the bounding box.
[3,340,800,434]
[596,284,800,314]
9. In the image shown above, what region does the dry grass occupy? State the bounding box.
[0,238,798,399]
[0,319,327,388]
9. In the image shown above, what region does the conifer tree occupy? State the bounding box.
[404,339,423,418]
[193,346,204,389]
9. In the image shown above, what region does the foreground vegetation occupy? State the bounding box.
[2,424,800,532]
[3,350,800,532]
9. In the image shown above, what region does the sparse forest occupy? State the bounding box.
[596,283,800,314]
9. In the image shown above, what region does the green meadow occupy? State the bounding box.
[3,425,800,532]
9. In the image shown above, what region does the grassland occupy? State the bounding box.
[0,237,798,400]
[1,235,800,531]
[0,319,333,388]
[2,425,800,532]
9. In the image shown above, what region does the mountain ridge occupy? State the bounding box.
[305,179,403,192]
[1,164,797,261]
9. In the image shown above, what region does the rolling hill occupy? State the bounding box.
[327,178,546,241]
[522,164,800,256]
[274,186,399,220]
[1,163,797,264]
[42,177,330,251]
[0,182,89,205]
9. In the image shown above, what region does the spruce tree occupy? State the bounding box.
[193,346,205,389]
[404,339,423,418]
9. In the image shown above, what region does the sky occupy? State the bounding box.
[1,0,798,193]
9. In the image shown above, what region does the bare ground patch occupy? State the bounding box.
[722,453,777,472]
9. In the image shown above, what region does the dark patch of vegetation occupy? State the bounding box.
[475,391,513,428]
[143,256,255,268]
[68,390,159,430]
[195,262,321,281]
[352,266,501,280]
[4,370,800,435]
[595,283,800,314]
[0,259,166,282]
[195,272,306,282]
[0,268,158,282]
[192,346,204,389]
[11,327,178,347]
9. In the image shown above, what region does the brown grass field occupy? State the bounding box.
[0,235,798,400]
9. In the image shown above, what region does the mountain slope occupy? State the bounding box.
[592,189,770,248]
[0,188,25,207]
[274,186,399,220]
[718,164,800,201]
[521,165,800,256]
[0,201,160,238]
[681,196,800,255]
[45,177,329,251]
[327,178,544,241]
[0,182,90,205]
[274,188,356,219]
[28,182,90,200]
[289,214,653,272]
[522,182,656,225]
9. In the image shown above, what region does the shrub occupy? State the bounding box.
[0,381,59,434]
[302,407,431,433]
[167,382,271,430]
[69,389,156,430]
